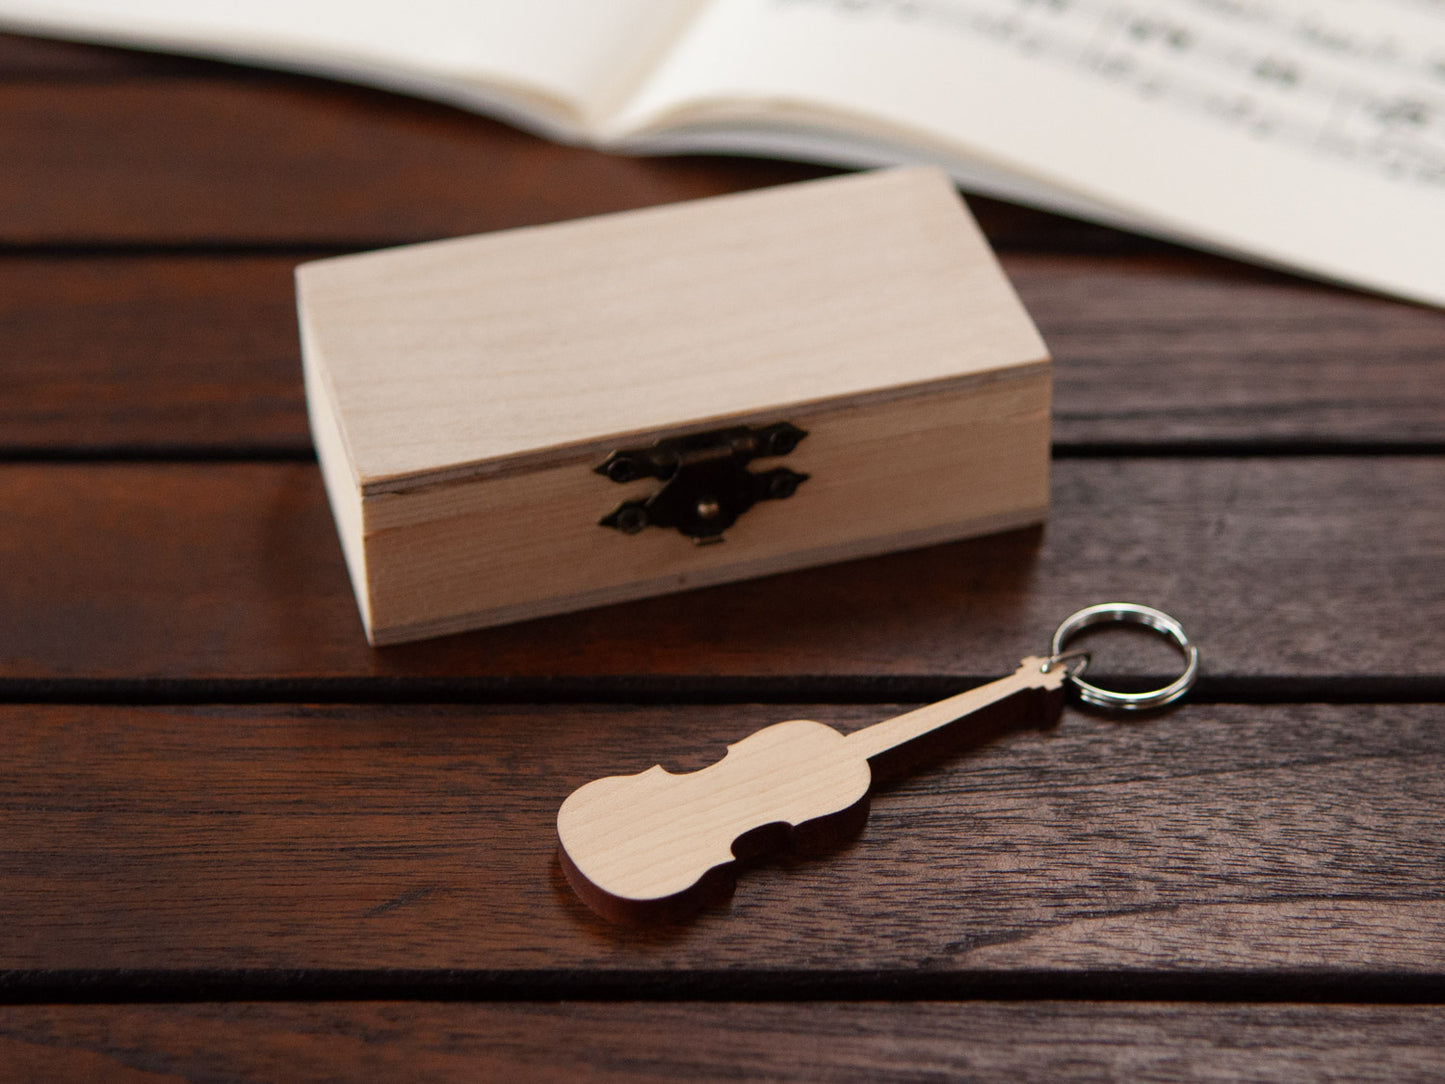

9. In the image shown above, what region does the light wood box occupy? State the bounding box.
[297,167,1051,645]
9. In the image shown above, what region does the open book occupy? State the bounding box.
[5,0,1442,306]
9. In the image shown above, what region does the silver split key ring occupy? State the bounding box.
[1048,602,1200,711]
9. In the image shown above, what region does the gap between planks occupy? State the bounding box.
[0,675,1442,707]
[6,445,1445,463]
[0,968,1441,1006]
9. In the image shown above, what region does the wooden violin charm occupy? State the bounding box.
[558,603,1200,923]
[557,656,1069,923]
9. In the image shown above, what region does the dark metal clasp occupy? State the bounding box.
[597,422,809,543]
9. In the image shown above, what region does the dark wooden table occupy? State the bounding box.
[2,29,1443,1080]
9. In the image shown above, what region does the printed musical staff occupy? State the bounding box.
[791,0,1445,187]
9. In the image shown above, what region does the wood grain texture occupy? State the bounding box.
[0,458,1438,681]
[0,1002,1442,1082]
[6,253,1442,454]
[0,256,306,450]
[1021,254,1445,447]
[300,168,1044,482]
[0,701,1439,973]
[0,80,831,247]
[557,662,1065,922]
[300,167,1050,641]
[334,377,1050,644]
[2,23,1440,1080]
[0,77,1147,252]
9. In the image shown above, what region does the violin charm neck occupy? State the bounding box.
[845,655,1068,781]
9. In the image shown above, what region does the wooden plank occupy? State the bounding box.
[5,253,1442,454]
[0,79,1141,250]
[0,80,824,247]
[0,255,307,450]
[0,701,1439,974]
[0,1002,1441,1081]
[0,31,188,77]
[0,458,1438,682]
[1024,255,1445,447]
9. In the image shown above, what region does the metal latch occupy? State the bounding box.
[596,422,809,543]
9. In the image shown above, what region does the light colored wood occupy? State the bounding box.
[302,316,371,630]
[557,658,1066,921]
[298,167,1051,642]
[842,655,1065,761]
[360,370,1048,643]
[297,167,1045,487]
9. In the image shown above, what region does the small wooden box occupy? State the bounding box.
[297,168,1051,645]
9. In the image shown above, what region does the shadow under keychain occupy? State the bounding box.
[558,602,1200,923]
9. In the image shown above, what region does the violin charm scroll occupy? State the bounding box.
[557,603,1199,923]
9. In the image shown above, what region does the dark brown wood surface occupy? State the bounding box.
[0,1003,1441,1082]
[2,702,1441,978]
[1,27,1440,1080]
[0,458,1440,684]
[7,253,1444,453]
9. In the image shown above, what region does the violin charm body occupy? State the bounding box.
[558,656,1068,922]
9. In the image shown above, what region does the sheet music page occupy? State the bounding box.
[0,0,700,134]
[615,0,1445,305]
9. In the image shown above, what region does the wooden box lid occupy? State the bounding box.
[297,167,1051,643]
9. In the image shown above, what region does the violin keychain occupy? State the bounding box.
[558,602,1199,923]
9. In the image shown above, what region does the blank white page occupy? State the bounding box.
[0,0,702,134]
